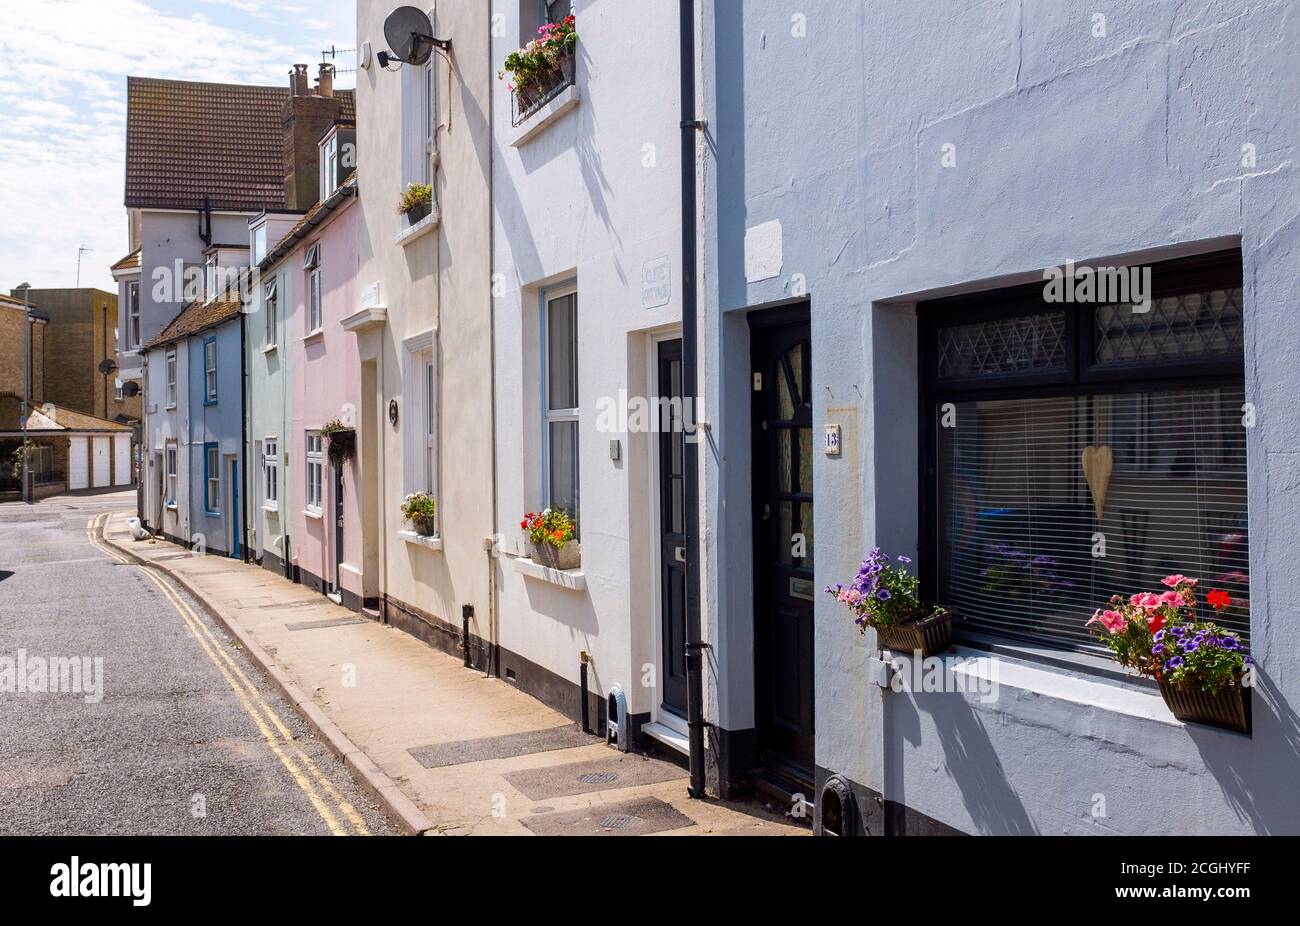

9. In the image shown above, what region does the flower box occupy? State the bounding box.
[404,200,431,225]
[530,539,580,571]
[411,515,437,538]
[875,609,953,658]
[1158,679,1251,735]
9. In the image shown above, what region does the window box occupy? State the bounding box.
[510,82,579,148]
[395,207,439,247]
[1158,678,1251,735]
[875,609,953,658]
[510,45,575,127]
[529,539,581,571]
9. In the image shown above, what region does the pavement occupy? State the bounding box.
[0,491,397,835]
[97,502,806,836]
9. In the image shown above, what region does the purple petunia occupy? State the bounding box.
[1219,636,1240,651]
[1151,643,1165,656]
[1153,629,1167,642]
[1164,656,1185,672]
[876,589,892,601]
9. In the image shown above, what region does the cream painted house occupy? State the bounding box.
[350,2,495,649]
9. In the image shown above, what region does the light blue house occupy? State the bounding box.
[143,254,247,558]
[691,0,1298,835]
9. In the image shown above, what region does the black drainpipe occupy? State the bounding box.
[680,0,706,800]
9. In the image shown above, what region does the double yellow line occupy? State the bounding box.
[88,513,370,836]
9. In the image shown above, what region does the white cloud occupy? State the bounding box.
[0,0,354,291]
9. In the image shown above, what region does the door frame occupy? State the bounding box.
[227,456,241,558]
[747,301,815,780]
[646,327,688,737]
[331,461,344,596]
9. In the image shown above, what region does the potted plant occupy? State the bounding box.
[825,548,952,657]
[498,14,578,117]
[398,183,432,224]
[1088,575,1252,734]
[319,419,355,468]
[521,508,579,570]
[401,492,437,538]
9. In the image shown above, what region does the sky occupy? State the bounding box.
[0,0,357,294]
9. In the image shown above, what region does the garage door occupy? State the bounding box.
[68,437,89,490]
[113,434,131,485]
[92,437,111,487]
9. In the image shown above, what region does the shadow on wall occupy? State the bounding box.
[1191,667,1300,835]
[893,691,1040,835]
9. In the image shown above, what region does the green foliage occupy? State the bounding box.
[397,183,432,215]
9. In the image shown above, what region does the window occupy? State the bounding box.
[541,0,572,24]
[165,349,177,408]
[126,281,141,350]
[305,431,323,513]
[205,255,219,302]
[921,253,1249,653]
[320,132,339,198]
[263,437,278,505]
[203,337,218,404]
[264,279,278,347]
[304,243,322,334]
[164,442,178,506]
[115,379,123,401]
[253,223,267,263]
[204,444,220,514]
[402,331,438,530]
[401,61,433,188]
[543,290,579,526]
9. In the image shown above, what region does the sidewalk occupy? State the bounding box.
[103,511,805,836]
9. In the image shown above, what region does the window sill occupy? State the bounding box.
[165,502,177,512]
[398,530,443,552]
[165,404,176,411]
[510,83,580,148]
[303,508,323,521]
[395,208,440,247]
[262,503,280,514]
[262,343,278,355]
[511,556,586,591]
[302,330,324,345]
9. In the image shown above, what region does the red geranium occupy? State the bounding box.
[1206,588,1231,610]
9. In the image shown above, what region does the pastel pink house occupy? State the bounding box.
[287,164,365,607]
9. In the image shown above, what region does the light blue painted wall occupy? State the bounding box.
[244,262,294,566]
[186,317,244,557]
[700,0,1300,834]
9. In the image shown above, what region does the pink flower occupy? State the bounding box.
[1161,574,1197,588]
[1129,592,1161,610]
[1099,610,1126,634]
[1158,590,1184,609]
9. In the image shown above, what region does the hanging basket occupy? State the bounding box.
[1158,679,1251,735]
[874,609,953,658]
[325,429,355,468]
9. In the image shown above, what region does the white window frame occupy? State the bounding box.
[205,254,219,302]
[165,349,177,408]
[263,436,279,506]
[320,132,338,198]
[204,337,218,403]
[541,286,579,524]
[304,243,322,334]
[401,56,434,188]
[305,431,323,514]
[205,445,221,514]
[263,278,278,347]
[126,281,141,350]
[164,442,178,507]
[402,331,438,529]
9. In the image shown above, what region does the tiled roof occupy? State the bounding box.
[111,248,141,271]
[125,77,355,211]
[143,288,243,350]
[25,405,133,433]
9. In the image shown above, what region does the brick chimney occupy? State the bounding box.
[315,63,335,99]
[282,66,345,210]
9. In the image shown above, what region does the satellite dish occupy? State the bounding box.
[384,6,437,66]
[98,358,118,375]
[123,382,141,398]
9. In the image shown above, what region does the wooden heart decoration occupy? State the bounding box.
[1081,444,1113,521]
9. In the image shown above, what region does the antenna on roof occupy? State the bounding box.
[76,245,92,288]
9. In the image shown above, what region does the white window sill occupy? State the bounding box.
[262,503,280,514]
[511,556,586,591]
[304,508,323,521]
[510,84,580,148]
[395,208,440,247]
[165,503,178,511]
[398,530,443,552]
[165,404,176,411]
[302,330,324,344]
[262,343,278,355]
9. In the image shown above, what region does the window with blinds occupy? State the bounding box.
[921,253,1249,653]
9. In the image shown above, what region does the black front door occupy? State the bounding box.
[332,464,344,595]
[657,339,688,717]
[751,313,815,776]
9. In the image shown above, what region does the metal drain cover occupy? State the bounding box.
[578,771,619,785]
[599,813,642,830]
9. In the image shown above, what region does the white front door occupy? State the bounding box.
[92,437,111,487]
[68,438,89,490]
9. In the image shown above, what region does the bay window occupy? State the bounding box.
[920,252,1249,652]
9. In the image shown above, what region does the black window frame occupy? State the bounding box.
[917,250,1247,656]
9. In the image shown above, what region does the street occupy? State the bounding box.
[0,491,395,836]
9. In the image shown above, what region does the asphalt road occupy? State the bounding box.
[0,490,396,835]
